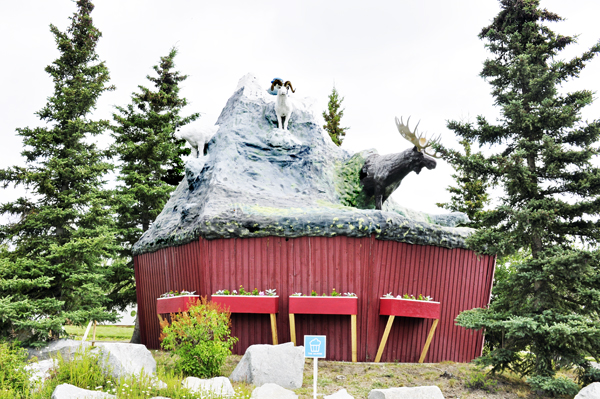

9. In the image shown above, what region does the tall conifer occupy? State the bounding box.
[0,0,117,345]
[446,0,600,394]
[323,87,349,146]
[109,48,199,342]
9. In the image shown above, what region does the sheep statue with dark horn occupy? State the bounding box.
[360,116,442,210]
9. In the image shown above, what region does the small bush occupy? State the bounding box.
[465,371,497,392]
[0,341,31,399]
[527,375,580,398]
[160,297,238,378]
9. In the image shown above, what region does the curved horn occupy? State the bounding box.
[270,79,283,92]
[284,81,295,93]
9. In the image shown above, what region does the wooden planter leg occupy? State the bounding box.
[270,313,278,345]
[351,314,357,363]
[418,319,439,363]
[374,315,395,363]
[289,313,296,346]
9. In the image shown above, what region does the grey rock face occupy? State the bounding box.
[368,386,445,399]
[25,358,57,383]
[325,388,355,399]
[182,376,235,397]
[230,342,304,389]
[575,382,600,399]
[250,383,298,399]
[133,74,473,255]
[27,339,90,361]
[51,384,115,399]
[94,343,156,380]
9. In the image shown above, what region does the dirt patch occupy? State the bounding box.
[220,355,547,399]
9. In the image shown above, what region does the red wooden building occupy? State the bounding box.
[135,234,495,363]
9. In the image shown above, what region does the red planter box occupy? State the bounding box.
[156,295,199,314]
[211,295,279,314]
[379,298,441,319]
[289,296,358,315]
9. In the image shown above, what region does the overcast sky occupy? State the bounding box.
[2,0,600,216]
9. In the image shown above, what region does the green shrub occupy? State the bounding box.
[464,371,497,392]
[0,341,31,398]
[160,297,238,378]
[527,375,580,398]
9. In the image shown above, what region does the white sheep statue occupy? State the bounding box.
[174,125,218,158]
[270,78,295,130]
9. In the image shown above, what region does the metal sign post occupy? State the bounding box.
[304,335,326,399]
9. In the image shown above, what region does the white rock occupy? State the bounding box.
[250,383,298,399]
[51,383,115,399]
[230,342,304,389]
[182,376,235,397]
[368,386,445,399]
[575,382,600,399]
[25,358,57,383]
[325,388,355,399]
[27,339,90,361]
[94,343,156,380]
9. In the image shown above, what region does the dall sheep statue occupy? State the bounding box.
[174,125,218,158]
[360,117,441,210]
[270,78,295,130]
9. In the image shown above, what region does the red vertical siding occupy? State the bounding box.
[134,236,495,363]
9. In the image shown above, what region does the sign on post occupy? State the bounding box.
[304,335,326,358]
[304,335,326,399]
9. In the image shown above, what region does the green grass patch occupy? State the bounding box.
[63,325,134,341]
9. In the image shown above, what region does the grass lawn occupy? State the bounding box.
[63,325,134,341]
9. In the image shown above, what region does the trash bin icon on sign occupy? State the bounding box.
[304,335,326,358]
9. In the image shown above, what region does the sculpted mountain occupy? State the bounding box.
[133,74,472,255]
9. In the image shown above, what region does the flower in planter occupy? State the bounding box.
[159,290,196,298]
[343,292,357,297]
[382,292,434,301]
[213,287,277,296]
[291,292,303,296]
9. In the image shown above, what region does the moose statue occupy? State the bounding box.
[360,117,441,210]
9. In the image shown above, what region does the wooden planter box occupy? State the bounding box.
[211,295,279,314]
[376,297,442,363]
[211,295,279,345]
[156,295,199,314]
[379,298,441,319]
[288,296,358,315]
[288,296,358,362]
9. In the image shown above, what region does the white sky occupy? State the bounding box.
[1,0,599,216]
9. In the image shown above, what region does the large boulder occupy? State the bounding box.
[575,382,600,399]
[325,389,355,399]
[51,384,115,399]
[182,376,235,397]
[368,386,445,399]
[230,342,304,389]
[94,343,156,380]
[27,339,90,361]
[250,383,298,399]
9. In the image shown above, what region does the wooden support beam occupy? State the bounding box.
[270,313,278,345]
[418,319,439,363]
[351,314,357,362]
[289,313,296,346]
[374,315,395,363]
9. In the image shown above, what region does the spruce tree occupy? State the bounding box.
[447,0,600,395]
[436,139,491,228]
[0,0,117,345]
[323,87,349,146]
[109,48,199,342]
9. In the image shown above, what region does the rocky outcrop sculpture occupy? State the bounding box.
[360,117,441,210]
[132,74,472,256]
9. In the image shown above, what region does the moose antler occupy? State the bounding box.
[395,116,442,158]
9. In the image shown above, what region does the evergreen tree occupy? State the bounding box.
[446,0,600,395]
[0,0,117,345]
[323,87,349,146]
[109,48,199,342]
[436,139,491,228]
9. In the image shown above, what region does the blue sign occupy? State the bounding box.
[304,335,326,358]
